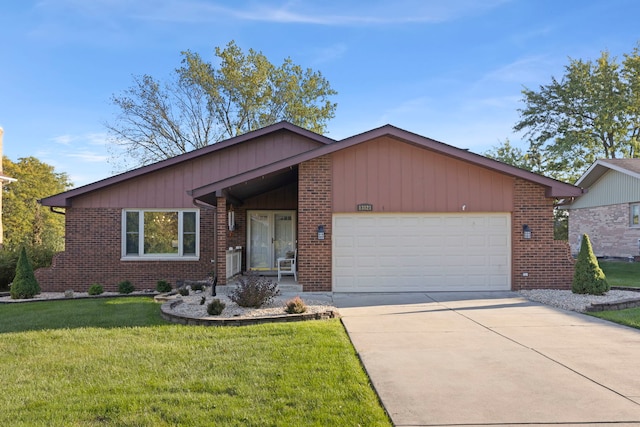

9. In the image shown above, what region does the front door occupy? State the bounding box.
[248,211,296,270]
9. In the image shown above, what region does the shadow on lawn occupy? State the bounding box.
[0,296,168,333]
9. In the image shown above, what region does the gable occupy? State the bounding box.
[569,169,640,209]
[51,128,327,208]
[332,136,514,212]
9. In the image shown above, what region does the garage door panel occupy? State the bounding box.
[333,213,511,292]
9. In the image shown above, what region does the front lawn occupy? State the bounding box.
[0,297,390,426]
[599,260,640,288]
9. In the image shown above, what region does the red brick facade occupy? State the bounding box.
[35,127,578,293]
[297,156,332,291]
[511,179,574,290]
[35,208,216,292]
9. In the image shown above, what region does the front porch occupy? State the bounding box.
[190,156,333,292]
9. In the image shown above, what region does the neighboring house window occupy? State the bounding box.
[631,204,640,227]
[122,209,199,259]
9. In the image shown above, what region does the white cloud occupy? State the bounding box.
[51,134,74,145]
[66,151,109,163]
[35,0,510,26]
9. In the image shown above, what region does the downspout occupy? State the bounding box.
[192,198,218,281]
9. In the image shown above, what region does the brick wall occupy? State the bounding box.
[297,155,332,291]
[569,204,640,258]
[35,208,216,292]
[512,179,574,290]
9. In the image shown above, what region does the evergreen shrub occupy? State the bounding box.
[572,233,609,295]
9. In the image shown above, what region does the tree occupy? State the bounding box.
[572,234,609,295]
[107,40,338,170]
[10,247,40,299]
[514,44,640,183]
[485,140,568,240]
[484,138,536,171]
[2,156,71,251]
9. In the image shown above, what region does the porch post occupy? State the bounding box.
[216,196,228,285]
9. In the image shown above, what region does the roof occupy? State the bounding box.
[190,124,585,201]
[40,121,335,207]
[41,121,584,207]
[575,158,640,188]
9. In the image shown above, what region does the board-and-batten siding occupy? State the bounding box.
[71,131,321,208]
[332,136,515,213]
[570,170,640,209]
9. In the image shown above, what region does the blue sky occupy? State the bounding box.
[1,0,639,188]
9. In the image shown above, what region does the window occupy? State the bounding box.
[123,210,199,259]
[632,204,640,227]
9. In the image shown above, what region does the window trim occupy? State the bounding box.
[631,203,640,228]
[121,209,200,261]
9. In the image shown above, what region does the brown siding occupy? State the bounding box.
[73,131,320,208]
[512,179,574,290]
[332,136,514,213]
[298,156,332,291]
[35,208,216,292]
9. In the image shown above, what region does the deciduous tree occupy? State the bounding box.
[514,44,640,183]
[107,40,337,170]
[2,156,71,251]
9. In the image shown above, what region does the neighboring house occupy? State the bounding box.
[564,159,640,259]
[37,122,584,293]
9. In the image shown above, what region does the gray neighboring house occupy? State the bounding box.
[565,159,640,259]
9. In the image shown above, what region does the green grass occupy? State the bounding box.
[599,260,640,288]
[0,297,390,426]
[590,307,640,329]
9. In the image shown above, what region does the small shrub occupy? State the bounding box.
[229,272,280,308]
[178,287,189,296]
[207,298,226,315]
[572,233,609,295]
[10,247,40,299]
[156,280,172,293]
[87,284,104,295]
[190,282,205,292]
[118,280,135,294]
[284,296,307,314]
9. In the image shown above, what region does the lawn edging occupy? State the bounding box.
[160,299,339,326]
[585,286,640,312]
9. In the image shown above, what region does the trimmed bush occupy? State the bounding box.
[156,280,172,293]
[10,247,40,299]
[178,287,189,296]
[207,299,226,315]
[118,280,135,294]
[284,296,307,314]
[88,284,104,295]
[229,273,280,308]
[572,233,609,295]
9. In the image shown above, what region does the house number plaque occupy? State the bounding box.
[357,203,373,212]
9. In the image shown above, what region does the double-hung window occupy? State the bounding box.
[123,209,199,259]
[631,204,640,227]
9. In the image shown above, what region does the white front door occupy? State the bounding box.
[248,211,296,270]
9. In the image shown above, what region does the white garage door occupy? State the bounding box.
[333,213,511,292]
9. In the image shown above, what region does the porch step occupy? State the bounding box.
[277,284,303,293]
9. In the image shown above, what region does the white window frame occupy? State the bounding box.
[631,203,640,228]
[121,209,200,261]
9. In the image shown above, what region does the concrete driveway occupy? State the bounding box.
[334,291,640,427]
